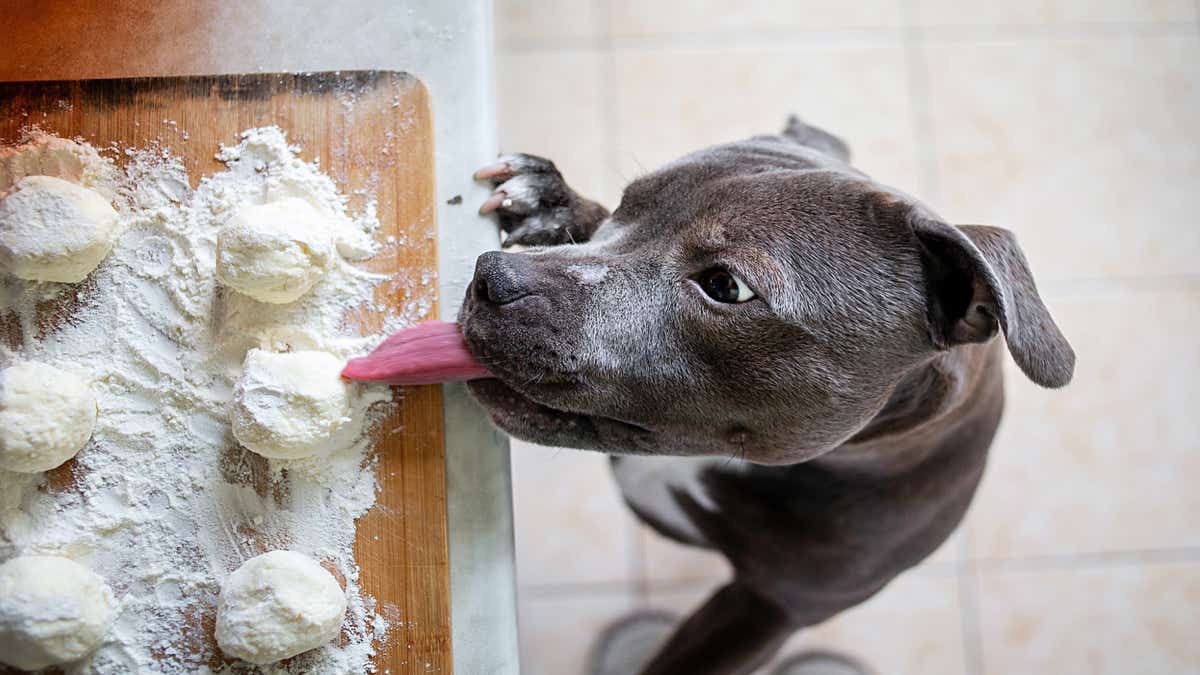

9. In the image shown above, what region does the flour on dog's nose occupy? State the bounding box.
[567,263,608,285]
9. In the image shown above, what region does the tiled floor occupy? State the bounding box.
[495,1,1200,673]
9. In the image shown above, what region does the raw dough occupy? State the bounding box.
[0,555,118,671]
[216,198,335,304]
[0,361,97,473]
[215,550,347,665]
[230,349,351,459]
[0,175,120,283]
[0,134,114,195]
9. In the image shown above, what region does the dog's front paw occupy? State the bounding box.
[474,153,597,248]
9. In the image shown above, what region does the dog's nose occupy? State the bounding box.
[472,251,532,305]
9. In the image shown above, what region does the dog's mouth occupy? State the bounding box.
[342,320,654,449]
[459,326,657,447]
[463,376,655,452]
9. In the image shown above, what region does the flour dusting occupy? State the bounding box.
[0,127,429,673]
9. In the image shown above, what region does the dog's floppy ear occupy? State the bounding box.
[902,208,1075,388]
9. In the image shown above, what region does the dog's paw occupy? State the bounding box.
[474,153,587,247]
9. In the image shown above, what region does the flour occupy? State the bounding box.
[0,127,427,673]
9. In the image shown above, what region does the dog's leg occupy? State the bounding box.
[474,153,609,247]
[635,581,795,675]
[780,115,851,163]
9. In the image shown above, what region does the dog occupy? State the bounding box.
[460,116,1074,675]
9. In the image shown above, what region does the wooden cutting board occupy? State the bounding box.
[0,72,450,674]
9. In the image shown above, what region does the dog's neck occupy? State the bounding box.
[818,341,1003,475]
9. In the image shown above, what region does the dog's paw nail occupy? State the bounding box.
[474,161,513,181]
[479,190,507,215]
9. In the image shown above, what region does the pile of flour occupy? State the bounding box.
[0,127,429,673]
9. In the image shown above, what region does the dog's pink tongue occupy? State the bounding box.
[342,321,492,385]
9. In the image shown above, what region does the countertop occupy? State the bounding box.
[0,2,519,673]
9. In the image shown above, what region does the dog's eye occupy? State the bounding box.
[696,268,756,303]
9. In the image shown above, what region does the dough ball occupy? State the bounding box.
[215,550,347,665]
[0,134,114,195]
[216,198,334,304]
[230,349,351,460]
[0,555,118,671]
[0,362,97,473]
[0,175,120,283]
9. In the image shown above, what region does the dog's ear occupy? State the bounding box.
[896,204,1075,388]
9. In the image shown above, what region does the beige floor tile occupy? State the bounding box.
[612,44,923,199]
[496,48,624,209]
[519,587,637,675]
[606,0,905,36]
[647,571,965,675]
[977,562,1200,674]
[640,525,732,584]
[916,0,1197,26]
[511,441,640,587]
[924,35,1200,281]
[968,289,1200,560]
[640,519,959,584]
[495,0,599,44]
[778,572,964,675]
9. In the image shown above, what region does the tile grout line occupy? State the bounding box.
[592,0,626,211]
[900,0,942,206]
[906,20,1196,42]
[629,523,650,603]
[497,20,1198,53]
[899,5,979,671]
[1040,273,1200,297]
[515,543,1200,593]
[520,577,654,598]
[973,547,1200,572]
[952,491,985,675]
[958,536,986,675]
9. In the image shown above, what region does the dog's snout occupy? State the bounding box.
[473,251,532,305]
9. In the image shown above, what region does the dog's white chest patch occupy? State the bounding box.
[612,455,736,546]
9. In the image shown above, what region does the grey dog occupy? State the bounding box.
[460,116,1074,675]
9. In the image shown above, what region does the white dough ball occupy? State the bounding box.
[230,349,351,460]
[215,550,347,665]
[0,175,120,283]
[0,135,113,195]
[0,362,97,473]
[0,555,118,671]
[216,198,334,304]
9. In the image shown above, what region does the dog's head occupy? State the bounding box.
[460,140,1074,464]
